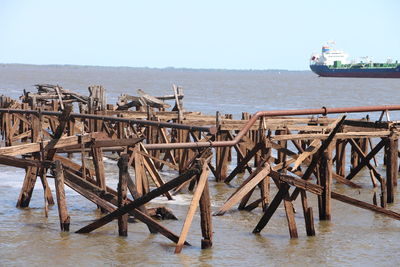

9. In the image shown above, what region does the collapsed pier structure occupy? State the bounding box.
[1,84,400,253]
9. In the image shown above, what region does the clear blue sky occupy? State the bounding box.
[0,0,399,70]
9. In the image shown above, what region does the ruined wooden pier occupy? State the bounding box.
[1,84,400,253]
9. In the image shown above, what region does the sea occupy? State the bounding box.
[0,64,400,266]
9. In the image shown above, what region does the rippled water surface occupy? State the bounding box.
[1,64,400,266]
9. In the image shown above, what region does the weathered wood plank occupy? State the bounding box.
[214,165,271,216]
[0,134,93,156]
[331,191,400,220]
[175,162,209,253]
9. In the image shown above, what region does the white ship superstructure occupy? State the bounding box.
[310,42,349,66]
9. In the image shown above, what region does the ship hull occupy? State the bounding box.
[310,65,400,78]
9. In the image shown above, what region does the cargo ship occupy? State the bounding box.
[310,43,400,78]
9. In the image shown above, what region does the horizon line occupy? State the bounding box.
[0,62,310,72]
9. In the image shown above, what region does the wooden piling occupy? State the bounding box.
[117,155,129,236]
[199,176,213,249]
[335,139,346,177]
[318,144,333,220]
[386,135,398,203]
[53,161,70,231]
[300,190,315,236]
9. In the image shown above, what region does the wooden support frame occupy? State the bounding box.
[75,167,201,234]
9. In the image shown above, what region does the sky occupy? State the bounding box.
[0,0,399,70]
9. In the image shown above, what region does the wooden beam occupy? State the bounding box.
[175,162,210,253]
[0,134,93,156]
[348,138,383,183]
[0,155,49,168]
[63,168,187,244]
[253,183,290,234]
[269,170,323,195]
[214,164,271,216]
[331,191,400,220]
[224,142,263,184]
[345,139,385,181]
[75,168,200,234]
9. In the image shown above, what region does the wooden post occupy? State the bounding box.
[91,147,106,191]
[199,173,213,249]
[68,118,75,158]
[300,190,315,236]
[275,129,288,172]
[259,143,271,211]
[4,112,11,146]
[350,138,359,170]
[283,197,298,238]
[237,112,250,171]
[53,161,70,231]
[215,130,230,182]
[118,155,129,236]
[133,145,146,196]
[318,144,333,220]
[16,113,41,207]
[179,130,191,174]
[16,166,38,207]
[386,135,398,203]
[91,146,107,212]
[381,177,387,208]
[335,140,346,177]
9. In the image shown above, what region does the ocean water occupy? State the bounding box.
[1,64,400,266]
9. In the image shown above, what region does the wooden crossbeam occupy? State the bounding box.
[63,168,188,244]
[252,183,290,233]
[348,138,383,183]
[269,170,323,195]
[75,168,200,234]
[0,134,94,156]
[224,142,264,184]
[345,139,386,181]
[0,155,50,168]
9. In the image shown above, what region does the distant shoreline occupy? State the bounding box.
[0,63,309,73]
